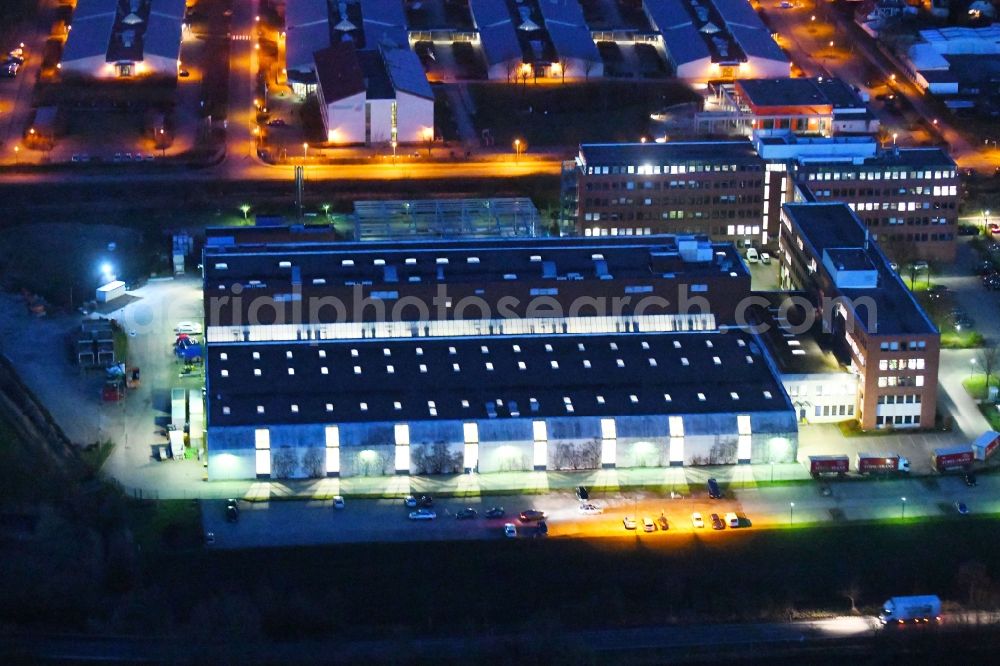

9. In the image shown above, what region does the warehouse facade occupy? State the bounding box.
[203,234,798,480]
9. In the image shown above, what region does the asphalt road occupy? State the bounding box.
[202,468,997,548]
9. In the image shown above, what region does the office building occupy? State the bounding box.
[779,203,940,430]
[567,141,785,249]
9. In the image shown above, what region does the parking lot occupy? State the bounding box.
[202,467,1000,548]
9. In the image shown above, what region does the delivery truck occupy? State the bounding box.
[856,453,910,475]
[170,387,186,431]
[167,426,185,461]
[807,455,849,477]
[932,445,974,472]
[879,595,941,624]
[971,431,1000,461]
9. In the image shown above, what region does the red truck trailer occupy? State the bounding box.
[808,455,849,477]
[856,453,910,475]
[932,445,975,472]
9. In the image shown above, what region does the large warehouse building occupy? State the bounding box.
[202,234,798,480]
[643,0,789,82]
[61,0,186,79]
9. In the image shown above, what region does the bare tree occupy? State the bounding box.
[584,59,596,81]
[271,447,297,478]
[978,345,1000,398]
[840,580,861,614]
[557,57,569,83]
[301,447,325,478]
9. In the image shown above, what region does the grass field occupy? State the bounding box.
[468,81,700,146]
[125,517,1000,640]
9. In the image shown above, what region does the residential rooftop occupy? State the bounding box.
[206,330,791,426]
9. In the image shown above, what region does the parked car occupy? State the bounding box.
[623,515,637,530]
[404,495,418,508]
[174,321,203,335]
[333,495,345,509]
[642,517,656,532]
[745,247,760,264]
[725,512,740,528]
[957,224,979,236]
[990,222,1000,235]
[456,507,478,520]
[707,478,722,499]
[760,252,771,265]
[578,503,603,515]
[710,513,725,530]
[178,69,190,77]
[266,118,287,127]
[485,506,505,518]
[518,509,545,522]
[536,521,548,537]
[965,473,977,487]
[408,508,436,520]
[225,499,239,523]
[416,495,434,508]
[656,515,669,531]
[691,512,705,528]
[927,284,948,299]
[504,523,517,538]
[575,485,589,501]
[955,501,969,515]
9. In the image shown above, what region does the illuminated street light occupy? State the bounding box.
[514,138,522,163]
[892,132,898,146]
[971,358,977,379]
[322,203,331,219]
[303,142,309,160]
[900,496,906,520]
[13,145,19,164]
[240,204,251,220]
[391,139,397,165]
[789,502,795,526]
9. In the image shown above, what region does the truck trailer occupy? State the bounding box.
[856,453,910,474]
[972,431,1000,461]
[879,595,941,624]
[932,445,974,472]
[170,387,187,431]
[807,455,849,477]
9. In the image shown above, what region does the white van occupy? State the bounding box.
[745,248,760,264]
[725,512,739,528]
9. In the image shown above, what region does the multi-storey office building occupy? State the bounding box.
[202,232,797,480]
[779,203,940,430]
[567,141,785,249]
[791,147,958,262]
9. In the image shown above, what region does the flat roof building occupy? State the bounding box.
[203,233,795,480]
[61,0,186,79]
[566,140,784,249]
[779,203,940,430]
[704,77,879,137]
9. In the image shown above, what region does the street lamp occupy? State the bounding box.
[970,358,977,379]
[240,204,251,220]
[514,138,521,163]
[900,496,906,520]
[322,203,331,219]
[789,502,795,526]
[13,145,19,164]
[302,142,308,160]
[892,132,898,146]
[159,128,166,157]
[391,139,397,165]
